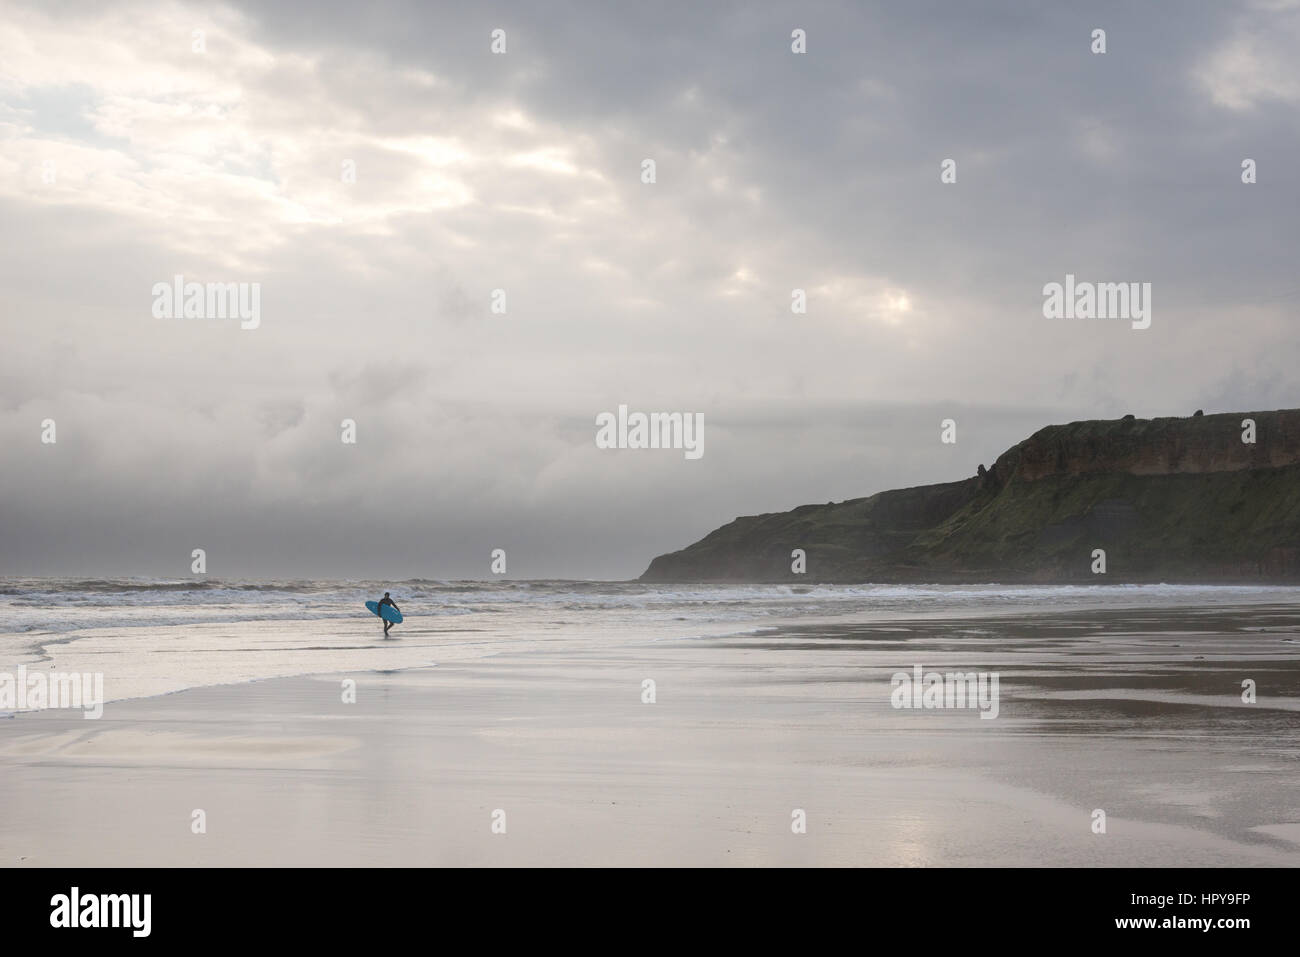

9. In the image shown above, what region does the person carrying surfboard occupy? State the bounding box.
[377,592,400,637]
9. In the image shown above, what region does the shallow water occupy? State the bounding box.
[5,579,1300,705]
[2,601,1297,866]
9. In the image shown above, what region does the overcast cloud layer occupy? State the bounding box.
[3,0,1299,579]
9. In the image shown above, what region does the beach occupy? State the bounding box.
[2,583,1298,866]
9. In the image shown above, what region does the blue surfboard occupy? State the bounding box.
[365,600,403,624]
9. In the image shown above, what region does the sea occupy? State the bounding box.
[5,578,1300,707]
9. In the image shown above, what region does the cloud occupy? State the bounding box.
[2,0,1298,577]
[1196,1,1300,110]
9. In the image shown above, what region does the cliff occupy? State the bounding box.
[639,409,1300,583]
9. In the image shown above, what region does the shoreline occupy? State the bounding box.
[4,593,1300,712]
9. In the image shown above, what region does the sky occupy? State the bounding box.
[2,0,1299,579]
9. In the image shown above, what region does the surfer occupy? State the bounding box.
[377,592,400,637]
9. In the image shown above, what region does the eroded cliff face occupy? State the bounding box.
[640,409,1300,584]
[992,410,1300,483]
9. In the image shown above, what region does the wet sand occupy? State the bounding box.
[2,604,1298,866]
